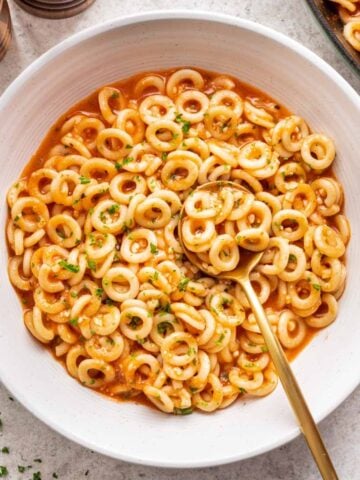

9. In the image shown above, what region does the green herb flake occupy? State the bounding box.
[151,271,159,282]
[123,156,134,165]
[79,176,91,185]
[111,91,120,100]
[157,321,172,335]
[150,243,158,255]
[312,283,321,291]
[52,474,58,479]
[175,113,191,134]
[70,291,78,298]
[161,152,168,161]
[95,288,104,298]
[0,466,8,477]
[87,259,96,271]
[128,316,142,330]
[69,317,79,326]
[178,277,190,292]
[107,204,120,215]
[215,333,225,345]
[239,387,247,394]
[289,254,297,262]
[58,260,79,273]
[173,407,193,415]
[32,472,41,480]
[261,345,269,353]
[1,448,8,455]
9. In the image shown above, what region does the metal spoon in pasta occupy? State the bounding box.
[178,180,338,480]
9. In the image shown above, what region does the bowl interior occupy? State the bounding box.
[0,13,359,467]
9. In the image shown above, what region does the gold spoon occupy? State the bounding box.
[178,180,338,480]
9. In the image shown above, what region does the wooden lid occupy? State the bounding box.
[13,0,96,19]
[0,0,11,61]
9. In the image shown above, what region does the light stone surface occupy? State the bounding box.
[0,1,359,479]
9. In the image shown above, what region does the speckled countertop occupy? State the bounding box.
[0,1,359,479]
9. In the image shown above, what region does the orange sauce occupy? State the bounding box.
[10,67,343,407]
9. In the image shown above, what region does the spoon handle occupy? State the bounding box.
[239,277,338,480]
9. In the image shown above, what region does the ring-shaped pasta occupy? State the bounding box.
[28,168,57,204]
[85,332,124,362]
[120,228,157,263]
[102,266,139,302]
[12,197,49,233]
[96,128,133,160]
[272,209,308,242]
[139,95,176,124]
[91,199,127,234]
[278,310,307,349]
[98,87,126,124]
[46,214,82,248]
[78,358,115,388]
[145,120,183,152]
[313,225,345,258]
[109,172,147,205]
[204,106,237,140]
[161,331,198,367]
[120,305,153,341]
[210,293,245,327]
[210,89,243,118]
[166,69,204,98]
[134,75,165,97]
[301,134,335,170]
[134,197,172,229]
[238,141,272,170]
[175,90,209,123]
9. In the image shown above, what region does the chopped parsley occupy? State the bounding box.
[178,277,190,292]
[173,407,193,415]
[312,283,321,291]
[161,152,168,161]
[239,387,247,394]
[87,259,96,271]
[1,448,8,454]
[110,91,120,99]
[107,204,119,215]
[150,271,159,282]
[128,316,142,330]
[95,288,104,298]
[58,260,79,273]
[0,466,8,477]
[215,333,225,346]
[289,254,297,262]
[157,321,172,335]
[159,302,171,314]
[79,176,91,184]
[150,243,158,254]
[32,473,41,480]
[175,113,191,133]
[69,317,79,326]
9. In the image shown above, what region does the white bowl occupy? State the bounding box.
[0,11,359,468]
